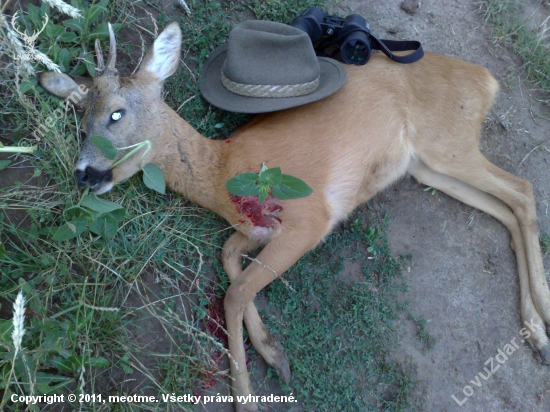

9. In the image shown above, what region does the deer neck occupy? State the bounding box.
[152,103,227,214]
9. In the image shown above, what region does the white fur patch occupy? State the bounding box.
[75,159,88,172]
[325,127,416,230]
[147,25,182,80]
[248,226,276,244]
[94,181,114,195]
[325,182,357,228]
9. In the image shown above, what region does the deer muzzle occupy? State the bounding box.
[75,166,113,191]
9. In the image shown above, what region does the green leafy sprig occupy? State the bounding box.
[0,142,37,171]
[89,135,166,195]
[226,163,313,204]
[52,187,125,241]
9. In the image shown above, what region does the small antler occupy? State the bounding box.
[103,23,118,75]
[95,38,105,72]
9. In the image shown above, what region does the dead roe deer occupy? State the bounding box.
[38,22,550,411]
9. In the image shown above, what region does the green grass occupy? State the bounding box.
[407,312,435,351]
[260,213,414,411]
[0,0,415,410]
[479,0,550,98]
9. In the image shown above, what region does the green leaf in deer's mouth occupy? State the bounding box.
[142,163,166,194]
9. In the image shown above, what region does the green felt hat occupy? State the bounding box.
[199,20,347,113]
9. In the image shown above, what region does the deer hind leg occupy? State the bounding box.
[222,231,291,383]
[410,158,550,363]
[224,224,329,412]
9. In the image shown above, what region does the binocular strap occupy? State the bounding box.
[370,36,424,64]
[317,28,424,65]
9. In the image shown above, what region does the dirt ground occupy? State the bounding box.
[352,0,550,411]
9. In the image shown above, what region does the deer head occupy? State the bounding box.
[38,23,182,194]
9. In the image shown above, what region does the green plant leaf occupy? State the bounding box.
[59,30,77,43]
[89,135,117,159]
[45,22,55,38]
[0,160,11,170]
[259,166,282,186]
[109,208,126,222]
[87,4,107,24]
[226,173,260,196]
[52,24,66,39]
[28,224,39,240]
[80,193,123,213]
[35,372,72,385]
[19,80,34,94]
[63,18,83,33]
[142,164,166,194]
[63,205,93,220]
[51,218,88,241]
[27,4,42,27]
[85,59,96,77]
[258,190,268,204]
[0,318,13,345]
[35,383,54,395]
[120,353,134,373]
[58,48,70,71]
[89,213,119,238]
[258,182,271,204]
[89,21,112,41]
[271,174,313,200]
[88,356,110,368]
[50,357,74,374]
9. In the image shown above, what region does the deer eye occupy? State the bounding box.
[110,110,124,123]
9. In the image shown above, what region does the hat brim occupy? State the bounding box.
[199,44,347,113]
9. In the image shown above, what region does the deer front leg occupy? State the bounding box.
[222,231,291,383]
[224,225,328,412]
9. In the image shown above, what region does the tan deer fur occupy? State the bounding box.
[38,22,550,412]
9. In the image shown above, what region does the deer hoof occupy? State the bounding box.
[537,345,550,365]
[269,340,292,384]
[273,356,291,384]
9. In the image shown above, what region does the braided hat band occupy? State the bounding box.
[221,72,320,98]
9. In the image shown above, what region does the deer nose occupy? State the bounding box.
[75,167,112,188]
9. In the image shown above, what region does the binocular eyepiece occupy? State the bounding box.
[290,7,372,65]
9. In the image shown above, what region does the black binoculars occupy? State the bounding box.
[291,7,424,65]
[291,7,372,65]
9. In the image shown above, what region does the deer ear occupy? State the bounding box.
[138,22,182,82]
[38,72,89,107]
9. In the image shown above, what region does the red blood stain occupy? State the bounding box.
[197,286,252,393]
[204,287,226,344]
[25,309,44,319]
[231,194,283,227]
[225,139,231,144]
